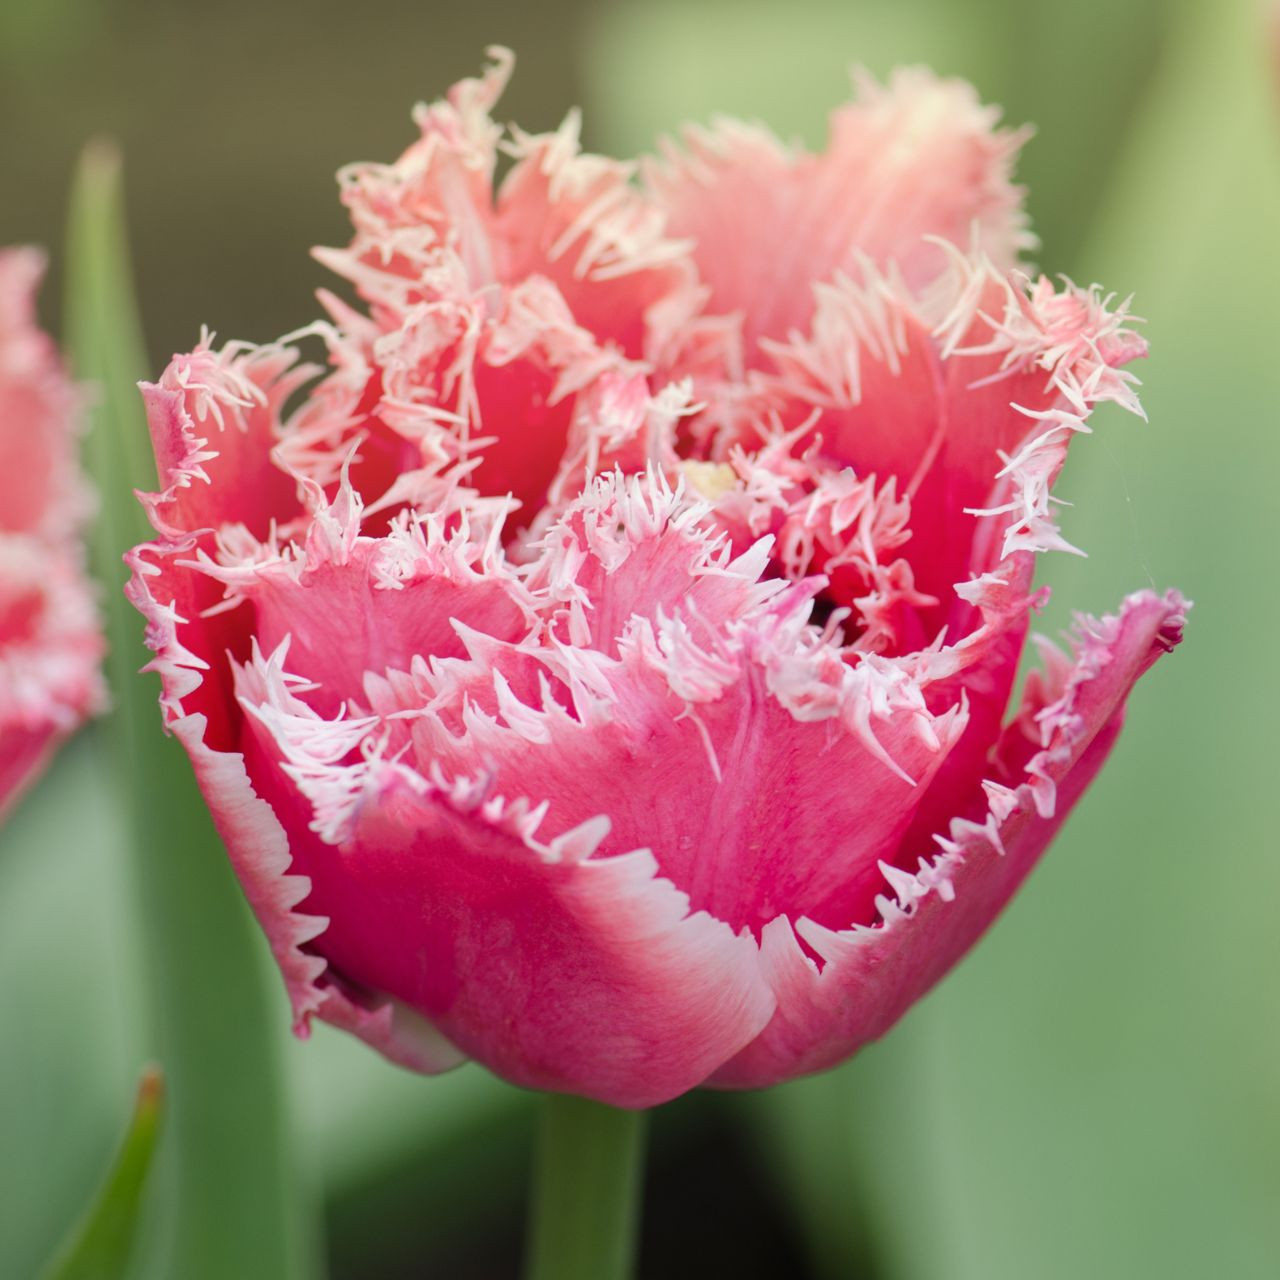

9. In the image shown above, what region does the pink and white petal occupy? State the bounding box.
[330,48,512,295]
[647,68,1032,355]
[745,261,1148,621]
[737,273,962,610]
[287,768,774,1108]
[126,531,462,1074]
[928,260,1149,566]
[200,497,536,718]
[0,724,56,821]
[493,119,697,360]
[231,655,774,1107]
[326,50,693,365]
[389,622,967,939]
[521,468,784,655]
[175,710,463,1074]
[712,588,1186,1089]
[0,537,106,815]
[142,338,315,541]
[822,68,1034,290]
[298,262,639,525]
[645,118,808,359]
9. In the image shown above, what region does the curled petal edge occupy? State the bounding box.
[710,587,1187,1089]
[124,539,465,1075]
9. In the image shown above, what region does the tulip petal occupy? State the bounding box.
[246,743,776,1108]
[126,418,465,1077]
[711,588,1186,1088]
[140,339,312,542]
[647,68,1033,357]
[386,472,970,935]
[233,632,777,1108]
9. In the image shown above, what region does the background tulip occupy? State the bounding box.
[0,247,103,820]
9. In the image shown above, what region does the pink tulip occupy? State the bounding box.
[127,51,1184,1107]
[0,248,104,821]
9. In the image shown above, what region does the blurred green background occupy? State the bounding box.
[2,0,1277,1275]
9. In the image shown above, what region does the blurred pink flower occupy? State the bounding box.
[128,51,1184,1106]
[0,248,105,820]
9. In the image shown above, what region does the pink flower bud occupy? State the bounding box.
[127,51,1184,1106]
[0,249,105,821]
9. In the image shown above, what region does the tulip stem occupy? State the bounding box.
[525,1093,648,1280]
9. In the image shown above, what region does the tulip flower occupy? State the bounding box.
[0,248,104,820]
[126,50,1183,1113]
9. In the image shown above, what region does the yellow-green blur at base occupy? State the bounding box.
[0,0,1275,1276]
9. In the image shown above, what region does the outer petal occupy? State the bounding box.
[174,707,461,1075]
[405,473,971,935]
[711,588,1186,1089]
[234,638,774,1108]
[384,629,968,938]
[126,401,463,1075]
[141,338,313,542]
[197,484,536,718]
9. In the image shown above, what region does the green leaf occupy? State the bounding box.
[39,1067,165,1280]
[64,142,319,1280]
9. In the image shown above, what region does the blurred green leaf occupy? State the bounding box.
[64,142,319,1280]
[0,734,141,1279]
[40,1067,164,1280]
[584,0,989,155]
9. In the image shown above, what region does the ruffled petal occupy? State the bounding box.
[192,479,535,718]
[125,530,461,1075]
[647,68,1033,359]
[713,257,1147,644]
[711,588,1186,1088]
[141,337,313,542]
[327,48,692,364]
[234,629,775,1107]
[238,710,775,1107]
[356,474,967,936]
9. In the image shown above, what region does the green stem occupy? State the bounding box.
[525,1094,648,1280]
